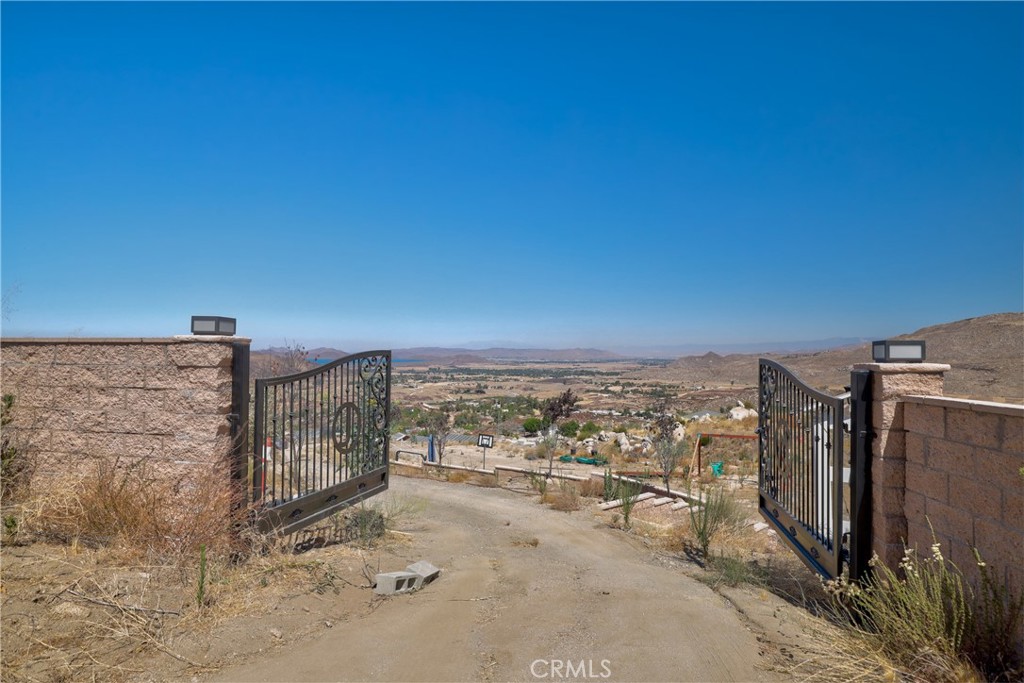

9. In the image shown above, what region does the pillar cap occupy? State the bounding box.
[852,362,950,374]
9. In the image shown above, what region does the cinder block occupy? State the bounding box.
[406,561,440,589]
[374,571,420,595]
[598,492,656,510]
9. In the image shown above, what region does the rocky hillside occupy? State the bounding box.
[644,312,1023,402]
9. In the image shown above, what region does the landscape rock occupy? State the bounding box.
[729,407,758,420]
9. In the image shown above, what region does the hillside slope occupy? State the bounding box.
[645,312,1023,402]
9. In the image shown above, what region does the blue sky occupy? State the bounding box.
[2,2,1021,352]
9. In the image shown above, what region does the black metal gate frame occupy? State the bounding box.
[252,350,391,535]
[757,359,872,581]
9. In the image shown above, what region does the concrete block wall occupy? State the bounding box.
[902,396,1024,596]
[853,362,949,568]
[0,337,249,489]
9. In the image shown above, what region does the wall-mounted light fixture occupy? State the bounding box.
[191,316,237,336]
[871,339,925,363]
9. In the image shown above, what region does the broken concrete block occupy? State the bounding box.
[374,571,420,595]
[406,560,441,589]
[753,522,770,533]
[599,492,656,511]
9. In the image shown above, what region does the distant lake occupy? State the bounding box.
[312,357,423,365]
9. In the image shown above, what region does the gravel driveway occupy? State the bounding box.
[208,476,785,683]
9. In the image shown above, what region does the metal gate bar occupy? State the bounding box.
[758,359,845,579]
[252,351,391,535]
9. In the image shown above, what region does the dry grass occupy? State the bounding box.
[1,467,422,683]
[15,456,247,564]
[447,470,471,483]
[820,542,1023,683]
[468,473,498,488]
[545,487,582,512]
[578,477,604,498]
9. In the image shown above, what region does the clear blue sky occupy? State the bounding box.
[2,2,1021,352]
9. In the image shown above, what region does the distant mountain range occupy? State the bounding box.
[283,339,873,363]
[640,312,1022,402]
[300,346,624,363]
[256,312,1024,401]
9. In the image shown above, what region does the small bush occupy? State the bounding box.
[1,394,35,501]
[26,456,244,563]
[522,417,544,434]
[578,478,604,498]
[828,541,1023,682]
[578,421,601,440]
[547,480,581,511]
[618,480,642,529]
[688,485,744,559]
[468,473,498,488]
[558,420,579,438]
[703,553,766,589]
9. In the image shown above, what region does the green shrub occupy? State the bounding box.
[522,417,544,434]
[578,421,601,440]
[688,485,743,559]
[618,480,642,529]
[558,420,579,438]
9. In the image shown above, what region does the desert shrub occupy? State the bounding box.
[522,417,544,434]
[602,468,616,501]
[828,542,1023,682]
[468,473,498,488]
[578,478,604,498]
[1,394,35,501]
[577,421,601,440]
[347,504,386,546]
[964,550,1024,679]
[703,553,766,589]
[547,481,581,512]
[618,480,642,529]
[688,485,744,559]
[558,420,579,438]
[27,456,244,563]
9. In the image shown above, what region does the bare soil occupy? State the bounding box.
[2,475,829,683]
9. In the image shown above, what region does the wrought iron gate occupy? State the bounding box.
[252,351,391,535]
[757,359,871,580]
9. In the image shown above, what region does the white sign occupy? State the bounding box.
[477,434,494,448]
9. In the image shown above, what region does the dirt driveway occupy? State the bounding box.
[204,476,787,683]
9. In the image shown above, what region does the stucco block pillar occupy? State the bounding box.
[853,362,950,568]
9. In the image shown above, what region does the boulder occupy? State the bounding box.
[729,407,758,420]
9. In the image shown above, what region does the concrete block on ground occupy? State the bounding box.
[670,500,690,511]
[406,560,441,589]
[753,522,770,533]
[599,492,656,510]
[650,497,674,507]
[374,571,420,595]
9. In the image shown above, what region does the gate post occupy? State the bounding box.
[852,362,949,569]
[230,341,251,491]
[848,370,872,581]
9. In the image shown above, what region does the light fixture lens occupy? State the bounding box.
[871,340,925,363]
[192,316,237,336]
